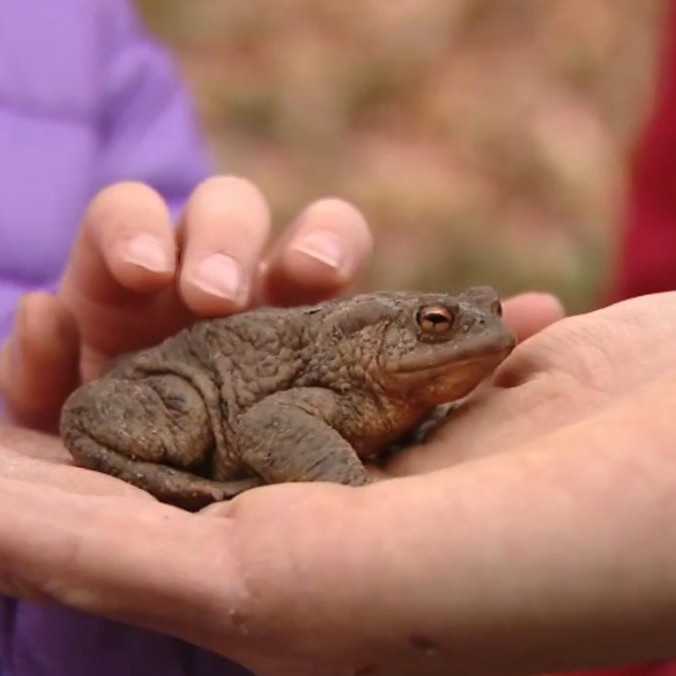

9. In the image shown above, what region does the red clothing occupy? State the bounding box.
[612,1,676,301]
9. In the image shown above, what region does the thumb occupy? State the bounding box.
[502,291,565,342]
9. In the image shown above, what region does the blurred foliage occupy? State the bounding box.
[136,0,664,311]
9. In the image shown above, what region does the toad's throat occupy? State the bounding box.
[389,332,516,374]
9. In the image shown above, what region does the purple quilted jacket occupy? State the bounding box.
[0,1,249,674]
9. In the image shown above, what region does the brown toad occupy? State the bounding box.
[60,288,515,510]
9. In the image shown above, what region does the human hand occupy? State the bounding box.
[0,177,373,430]
[0,292,576,676]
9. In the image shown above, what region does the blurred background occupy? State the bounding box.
[136,0,664,312]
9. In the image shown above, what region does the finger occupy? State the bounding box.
[502,292,565,342]
[62,182,176,300]
[259,198,373,306]
[178,176,271,316]
[60,183,191,363]
[0,293,80,431]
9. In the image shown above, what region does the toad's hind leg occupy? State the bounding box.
[60,375,262,510]
[237,388,370,487]
[63,434,262,510]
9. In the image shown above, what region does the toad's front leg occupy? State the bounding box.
[236,387,370,487]
[60,374,262,510]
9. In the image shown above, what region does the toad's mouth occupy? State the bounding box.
[388,331,516,374]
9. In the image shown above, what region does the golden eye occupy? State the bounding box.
[417,305,454,334]
[490,299,502,317]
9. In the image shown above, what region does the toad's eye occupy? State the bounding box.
[417,305,454,335]
[490,299,502,317]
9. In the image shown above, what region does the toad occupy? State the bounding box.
[60,287,515,510]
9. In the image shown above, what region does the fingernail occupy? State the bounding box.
[290,232,346,271]
[120,234,173,273]
[191,253,247,303]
